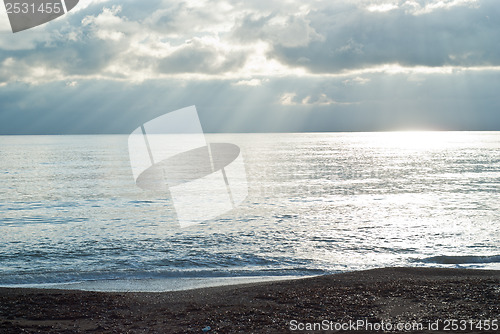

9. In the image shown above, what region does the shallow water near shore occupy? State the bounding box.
[2,275,309,292]
[1,132,499,290]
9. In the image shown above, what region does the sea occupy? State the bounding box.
[1,132,499,291]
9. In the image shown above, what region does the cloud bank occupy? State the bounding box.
[0,0,499,133]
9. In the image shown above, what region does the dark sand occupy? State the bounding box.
[1,267,499,333]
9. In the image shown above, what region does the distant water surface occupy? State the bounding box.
[0,132,499,290]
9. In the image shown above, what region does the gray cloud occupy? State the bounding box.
[1,0,499,84]
[156,38,248,74]
[231,12,324,48]
[264,0,500,72]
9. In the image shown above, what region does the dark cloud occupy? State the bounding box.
[261,0,500,72]
[2,0,499,82]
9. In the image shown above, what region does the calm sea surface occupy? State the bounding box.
[1,132,499,290]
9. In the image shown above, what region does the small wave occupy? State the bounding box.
[0,268,327,286]
[273,214,298,219]
[419,255,500,265]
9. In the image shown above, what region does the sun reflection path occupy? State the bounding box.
[369,131,467,151]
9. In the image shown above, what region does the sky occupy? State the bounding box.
[0,0,499,134]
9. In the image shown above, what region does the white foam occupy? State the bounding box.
[3,276,307,292]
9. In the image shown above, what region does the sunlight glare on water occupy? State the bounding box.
[0,132,499,288]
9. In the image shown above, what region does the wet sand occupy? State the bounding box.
[1,267,499,333]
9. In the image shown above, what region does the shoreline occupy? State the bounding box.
[1,267,499,333]
[0,275,312,293]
